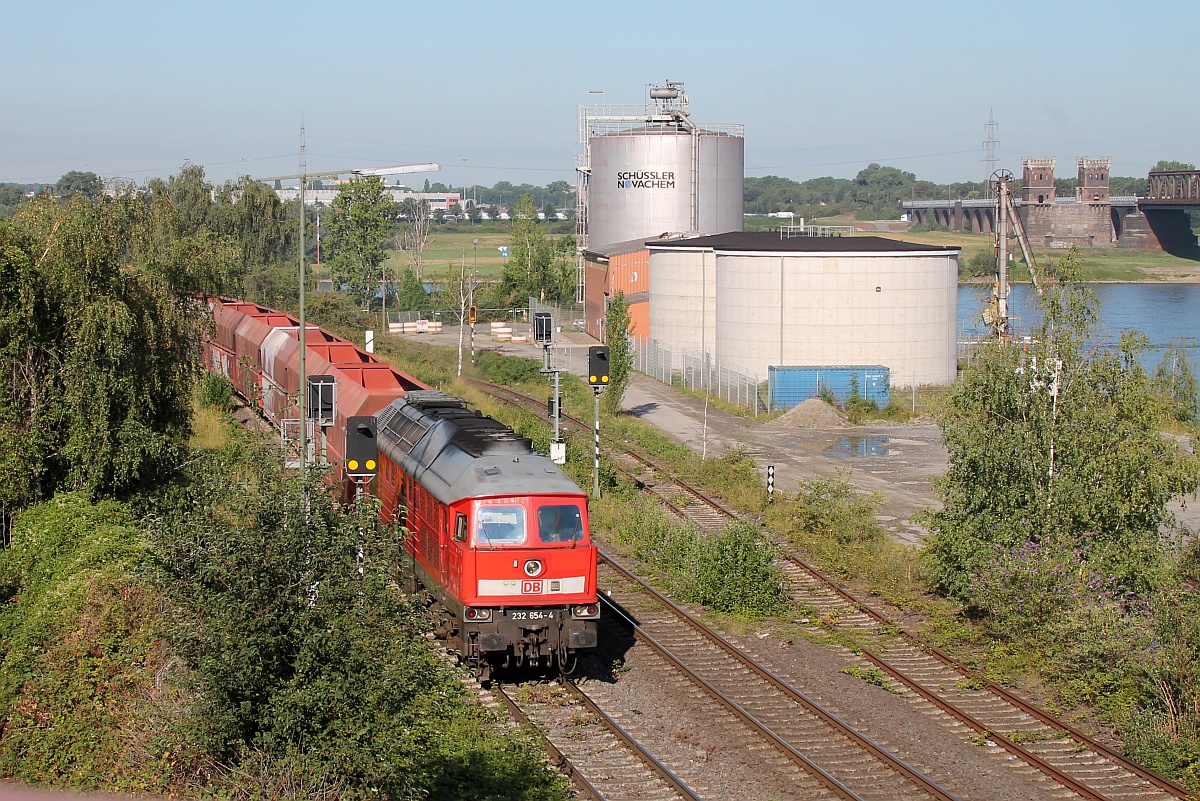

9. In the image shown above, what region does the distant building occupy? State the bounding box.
[275,185,462,211]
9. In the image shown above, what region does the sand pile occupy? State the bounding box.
[766,397,850,429]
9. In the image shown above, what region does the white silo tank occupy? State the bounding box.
[580,82,743,250]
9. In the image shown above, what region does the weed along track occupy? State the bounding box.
[473,378,1192,801]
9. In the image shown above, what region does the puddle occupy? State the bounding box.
[824,436,891,458]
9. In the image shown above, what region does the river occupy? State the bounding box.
[957,283,1199,370]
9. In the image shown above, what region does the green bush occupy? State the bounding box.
[0,494,165,791]
[195,372,233,411]
[960,250,994,278]
[476,350,543,386]
[602,498,787,619]
[147,444,567,799]
[784,477,883,547]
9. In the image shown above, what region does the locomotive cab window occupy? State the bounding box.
[475,505,526,545]
[537,505,584,543]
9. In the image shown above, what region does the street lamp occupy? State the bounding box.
[257,158,439,473]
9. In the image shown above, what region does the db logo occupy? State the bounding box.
[521,580,543,595]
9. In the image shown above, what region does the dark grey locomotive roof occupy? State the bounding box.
[376,390,583,505]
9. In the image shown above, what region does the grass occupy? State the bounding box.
[188,405,229,451]
[373,216,1200,285]
[382,230,513,280]
[745,216,1200,280]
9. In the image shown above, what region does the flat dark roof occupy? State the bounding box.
[647,231,958,253]
[583,236,655,259]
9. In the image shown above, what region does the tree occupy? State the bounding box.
[923,251,1200,605]
[396,198,432,281]
[504,194,548,301]
[1153,337,1199,421]
[602,291,633,414]
[141,164,242,296]
[0,191,218,512]
[394,267,429,311]
[1151,160,1196,173]
[55,170,102,199]
[214,175,295,269]
[0,184,25,218]
[326,176,396,305]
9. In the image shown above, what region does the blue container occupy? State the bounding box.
[768,365,890,411]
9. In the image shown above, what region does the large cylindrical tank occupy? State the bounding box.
[647,244,716,364]
[714,250,959,387]
[587,126,743,249]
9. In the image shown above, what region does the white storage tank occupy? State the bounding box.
[648,232,961,387]
[579,81,743,251]
[587,127,743,249]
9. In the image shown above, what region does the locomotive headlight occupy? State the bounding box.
[464,607,492,622]
[523,559,543,577]
[571,604,600,619]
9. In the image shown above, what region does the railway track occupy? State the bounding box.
[596,554,959,801]
[493,679,702,801]
[467,378,1193,801]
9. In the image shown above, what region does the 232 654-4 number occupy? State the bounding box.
[510,610,555,621]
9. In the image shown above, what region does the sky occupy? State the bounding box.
[4,0,1196,190]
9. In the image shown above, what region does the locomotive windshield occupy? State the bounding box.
[475,505,526,545]
[537,505,584,543]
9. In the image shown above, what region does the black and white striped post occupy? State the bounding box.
[587,345,609,500]
[592,389,601,499]
[767,465,775,500]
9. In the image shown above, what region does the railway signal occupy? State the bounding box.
[533,312,552,345]
[588,346,610,498]
[345,415,378,478]
[588,346,610,387]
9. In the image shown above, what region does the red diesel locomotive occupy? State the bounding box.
[204,298,600,678]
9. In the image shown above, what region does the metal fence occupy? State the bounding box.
[679,348,764,416]
[631,338,764,415]
[632,336,674,385]
[527,298,586,333]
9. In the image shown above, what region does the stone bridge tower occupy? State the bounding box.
[1021,157,1056,204]
[1076,157,1111,203]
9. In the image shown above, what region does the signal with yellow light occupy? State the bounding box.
[345,415,378,478]
[587,345,610,388]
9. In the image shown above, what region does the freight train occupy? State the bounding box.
[203,298,599,679]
